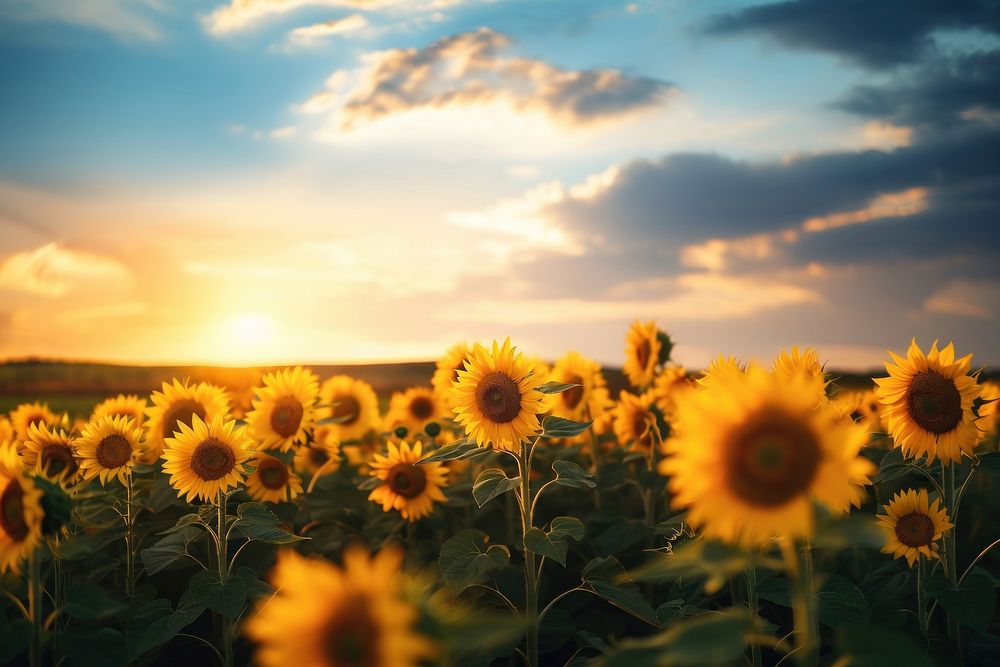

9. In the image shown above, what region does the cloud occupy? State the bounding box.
[923,279,1000,318]
[0,243,131,297]
[701,0,1000,69]
[270,125,298,138]
[0,0,162,41]
[204,0,458,35]
[286,13,369,45]
[298,28,675,132]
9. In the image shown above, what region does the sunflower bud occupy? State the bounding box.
[393,426,409,439]
[657,331,674,366]
[33,476,72,536]
[423,421,441,438]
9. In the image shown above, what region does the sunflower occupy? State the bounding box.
[432,342,472,410]
[698,355,745,390]
[384,387,447,436]
[0,417,13,445]
[20,423,80,483]
[548,351,612,422]
[623,320,661,389]
[450,339,547,451]
[9,402,60,442]
[771,347,825,383]
[650,366,694,418]
[91,394,148,428]
[876,488,952,567]
[248,367,319,452]
[317,375,381,443]
[245,546,434,667]
[613,391,658,451]
[145,379,231,464]
[874,339,982,464]
[0,442,44,574]
[246,454,303,503]
[75,416,145,486]
[660,363,874,546]
[162,414,252,503]
[368,441,448,522]
[835,389,884,438]
[979,380,1000,439]
[294,426,342,476]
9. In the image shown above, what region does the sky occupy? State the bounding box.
[0,0,998,369]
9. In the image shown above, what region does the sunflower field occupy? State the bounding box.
[1,325,998,667]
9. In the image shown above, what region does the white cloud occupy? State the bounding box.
[0,243,132,297]
[285,13,368,46]
[1,0,162,41]
[923,279,999,319]
[205,0,460,35]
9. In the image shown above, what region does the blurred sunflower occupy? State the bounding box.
[162,414,252,503]
[294,426,342,477]
[248,366,319,452]
[613,391,658,451]
[450,339,546,451]
[0,417,12,445]
[9,402,60,443]
[246,454,303,503]
[0,442,44,574]
[549,351,612,422]
[368,441,448,522]
[660,363,874,546]
[771,347,825,383]
[75,416,145,487]
[650,366,693,418]
[384,387,447,436]
[835,389,884,438]
[623,320,661,389]
[145,379,231,464]
[874,339,982,463]
[698,355,744,390]
[21,423,80,484]
[432,342,471,410]
[317,375,380,443]
[877,488,952,567]
[91,394,148,428]
[979,380,999,438]
[245,546,434,667]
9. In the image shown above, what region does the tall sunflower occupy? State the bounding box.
[450,339,546,451]
[75,416,145,486]
[650,366,693,418]
[9,402,60,443]
[20,423,80,484]
[293,426,342,477]
[613,391,658,451]
[91,394,148,428]
[245,546,434,667]
[876,488,952,567]
[874,339,982,463]
[623,320,661,389]
[161,414,252,503]
[246,454,303,504]
[368,441,448,522]
[549,351,612,422]
[384,387,447,437]
[432,342,471,410]
[145,379,231,464]
[317,375,380,443]
[248,366,319,452]
[660,363,874,546]
[0,442,44,574]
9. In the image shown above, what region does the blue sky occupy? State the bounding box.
[0,0,997,369]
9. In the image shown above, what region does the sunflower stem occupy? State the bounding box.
[942,462,961,651]
[517,442,539,667]
[917,556,928,635]
[29,547,43,667]
[124,471,136,599]
[746,559,763,667]
[587,420,602,510]
[789,541,818,667]
[217,492,233,667]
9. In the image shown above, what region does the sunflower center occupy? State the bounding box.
[257,458,288,490]
[475,372,521,423]
[906,371,962,435]
[409,396,435,421]
[42,445,78,479]
[895,511,935,548]
[387,462,427,499]
[270,397,304,438]
[562,375,585,410]
[849,410,863,422]
[332,395,361,426]
[0,481,28,541]
[324,597,380,667]
[636,340,652,370]
[309,447,329,466]
[191,438,236,481]
[632,413,650,441]
[161,399,207,440]
[725,410,821,508]
[96,434,132,469]
[26,414,46,430]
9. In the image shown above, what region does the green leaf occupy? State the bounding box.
[140,526,202,575]
[548,516,585,542]
[158,512,207,535]
[600,608,756,666]
[552,460,596,488]
[358,476,381,490]
[127,598,206,661]
[537,380,581,394]
[63,583,128,621]
[439,529,510,592]
[53,627,127,667]
[472,468,520,508]
[582,556,658,626]
[236,566,275,600]
[976,452,1000,477]
[541,416,592,438]
[421,440,480,462]
[235,502,307,544]
[184,570,248,620]
[524,527,569,566]
[0,614,30,664]
[926,569,997,632]
[630,538,752,594]
[757,574,870,630]
[836,626,934,667]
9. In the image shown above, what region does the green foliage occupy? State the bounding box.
[439,529,510,591]
[541,416,593,438]
[925,568,997,632]
[472,468,520,507]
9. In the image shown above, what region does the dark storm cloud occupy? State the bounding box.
[701,0,1000,69]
